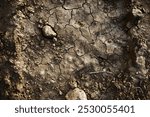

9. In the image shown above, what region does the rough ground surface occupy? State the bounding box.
[0,0,150,99]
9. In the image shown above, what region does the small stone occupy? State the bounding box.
[27,6,35,13]
[59,90,63,95]
[9,58,14,64]
[16,83,24,92]
[39,87,43,91]
[132,8,144,17]
[136,56,145,68]
[42,25,56,38]
[99,83,102,89]
[65,88,87,100]
[40,69,45,75]
[4,78,11,86]
[90,91,99,99]
[84,82,90,87]
[52,44,56,47]
[53,37,58,42]
[69,79,77,88]
[16,0,25,5]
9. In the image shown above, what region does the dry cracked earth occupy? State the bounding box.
[0,0,150,100]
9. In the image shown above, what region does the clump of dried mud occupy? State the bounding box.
[0,0,150,99]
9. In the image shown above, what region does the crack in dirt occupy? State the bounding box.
[0,0,150,99]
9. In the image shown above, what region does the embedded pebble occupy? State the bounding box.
[27,6,35,13]
[84,82,90,87]
[16,83,24,92]
[65,88,87,100]
[42,25,56,37]
[136,56,145,68]
[16,0,25,5]
[69,79,78,88]
[90,91,99,99]
[132,8,144,17]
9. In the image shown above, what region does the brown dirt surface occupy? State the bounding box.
[0,0,150,100]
